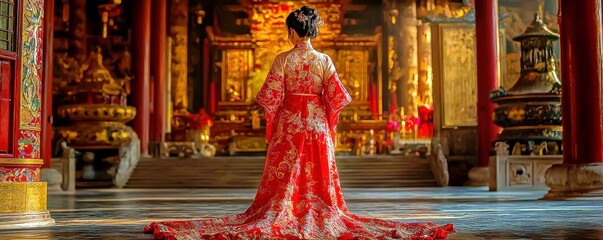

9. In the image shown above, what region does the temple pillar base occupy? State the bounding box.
[149,142,162,157]
[466,166,489,186]
[40,168,62,192]
[0,182,54,229]
[543,163,603,200]
[0,212,55,230]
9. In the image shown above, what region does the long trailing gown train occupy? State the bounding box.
[144,42,454,240]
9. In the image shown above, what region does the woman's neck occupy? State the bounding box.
[294,37,310,43]
[293,39,312,49]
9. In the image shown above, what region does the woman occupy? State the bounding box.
[144,6,454,239]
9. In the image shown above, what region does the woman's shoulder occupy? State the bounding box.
[272,52,290,65]
[275,49,332,66]
[315,51,332,63]
[275,51,288,59]
[301,50,332,64]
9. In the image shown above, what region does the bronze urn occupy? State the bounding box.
[56,47,137,148]
[490,12,562,156]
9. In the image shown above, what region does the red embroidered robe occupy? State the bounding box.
[144,42,454,240]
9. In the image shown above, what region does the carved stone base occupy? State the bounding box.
[40,168,62,192]
[55,141,77,192]
[430,138,449,187]
[0,212,55,229]
[114,131,141,188]
[543,163,603,200]
[489,155,562,191]
[162,142,197,158]
[466,166,489,186]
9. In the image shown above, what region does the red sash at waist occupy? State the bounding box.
[286,93,321,97]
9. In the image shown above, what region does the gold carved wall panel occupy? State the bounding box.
[169,0,189,111]
[171,28,189,110]
[216,2,344,108]
[221,49,253,105]
[438,24,478,127]
[249,2,341,47]
[418,22,433,106]
[398,0,419,117]
[211,1,380,125]
[336,49,369,103]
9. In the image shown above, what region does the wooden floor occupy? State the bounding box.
[125,155,437,188]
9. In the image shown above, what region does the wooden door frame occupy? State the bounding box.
[0,0,24,158]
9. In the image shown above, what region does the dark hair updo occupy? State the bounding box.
[286,6,323,38]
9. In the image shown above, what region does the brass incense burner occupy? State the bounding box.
[56,47,136,147]
[490,13,562,156]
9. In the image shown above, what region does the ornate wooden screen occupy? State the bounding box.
[0,0,15,51]
[0,0,17,156]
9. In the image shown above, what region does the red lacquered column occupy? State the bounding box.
[560,0,603,164]
[131,0,152,155]
[544,0,603,199]
[467,0,500,186]
[41,0,54,168]
[475,0,499,167]
[151,0,167,143]
[0,0,54,228]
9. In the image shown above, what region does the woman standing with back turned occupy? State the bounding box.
[144,6,454,239]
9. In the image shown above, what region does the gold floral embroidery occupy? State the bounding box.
[145,42,453,240]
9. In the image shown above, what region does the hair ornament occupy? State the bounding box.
[294,11,308,29]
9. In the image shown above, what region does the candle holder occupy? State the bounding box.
[98,2,122,39]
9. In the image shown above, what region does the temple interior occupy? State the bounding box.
[1,0,603,239]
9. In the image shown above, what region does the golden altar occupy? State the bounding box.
[146,0,503,163]
[206,1,384,154]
